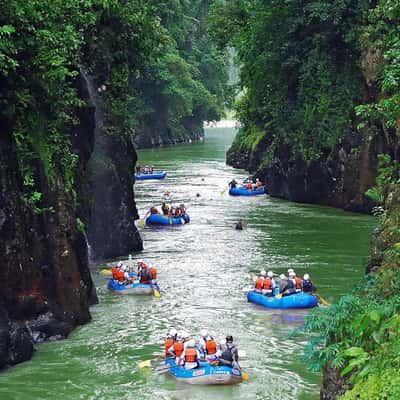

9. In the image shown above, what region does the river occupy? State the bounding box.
[0,127,375,400]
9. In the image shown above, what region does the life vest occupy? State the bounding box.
[205,338,217,355]
[175,208,183,217]
[150,208,159,215]
[247,182,253,190]
[221,344,234,362]
[255,277,263,290]
[111,267,119,280]
[302,280,313,293]
[116,269,125,282]
[150,268,157,280]
[295,276,302,290]
[185,348,198,363]
[263,278,273,290]
[173,342,184,357]
[139,269,151,284]
[165,338,174,355]
[257,180,263,188]
[286,279,295,290]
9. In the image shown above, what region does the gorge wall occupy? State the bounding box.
[212,0,399,213]
[0,0,228,369]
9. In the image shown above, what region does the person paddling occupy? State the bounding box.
[199,330,217,360]
[165,328,178,357]
[302,273,316,293]
[181,340,200,370]
[217,335,239,367]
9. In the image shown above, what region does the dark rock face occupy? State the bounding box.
[134,118,204,149]
[0,72,100,370]
[227,127,385,212]
[78,71,143,259]
[320,362,351,400]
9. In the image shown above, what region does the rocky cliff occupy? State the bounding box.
[78,71,143,259]
[0,102,97,369]
[227,121,397,212]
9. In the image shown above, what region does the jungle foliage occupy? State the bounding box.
[0,0,228,209]
[210,0,369,162]
[211,1,400,398]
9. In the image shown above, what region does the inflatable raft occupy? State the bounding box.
[145,214,190,226]
[165,358,243,385]
[247,290,318,309]
[135,171,167,180]
[229,187,265,196]
[108,279,154,295]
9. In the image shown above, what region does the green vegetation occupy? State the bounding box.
[211,1,400,398]
[303,184,400,398]
[0,0,228,211]
[210,0,367,163]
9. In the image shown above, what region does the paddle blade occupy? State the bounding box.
[100,269,112,275]
[220,188,227,195]
[138,219,145,227]
[242,371,250,381]
[139,360,152,369]
[155,365,170,374]
[275,293,282,299]
[153,287,161,298]
[316,293,330,306]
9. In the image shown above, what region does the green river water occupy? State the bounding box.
[0,127,376,400]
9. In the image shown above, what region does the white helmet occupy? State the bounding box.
[289,271,296,277]
[187,339,196,348]
[180,331,190,340]
[117,261,123,268]
[280,274,287,280]
[267,271,273,278]
[200,329,208,337]
[169,328,177,337]
[304,273,310,280]
[121,265,127,272]
[260,270,266,277]
[288,268,294,274]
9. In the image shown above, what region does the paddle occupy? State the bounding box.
[100,269,112,275]
[220,187,227,195]
[315,292,330,306]
[137,219,145,227]
[152,285,161,298]
[155,364,171,374]
[139,355,166,369]
[241,370,250,381]
[139,359,152,369]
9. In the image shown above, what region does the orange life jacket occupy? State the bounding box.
[247,182,253,190]
[255,277,263,290]
[150,268,157,280]
[185,347,198,363]
[263,278,273,290]
[116,269,125,282]
[165,338,174,355]
[295,277,302,289]
[205,339,217,355]
[173,342,184,357]
[257,180,263,188]
[111,267,119,280]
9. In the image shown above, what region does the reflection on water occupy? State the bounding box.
[0,128,375,400]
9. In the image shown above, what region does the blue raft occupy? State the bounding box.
[145,213,190,226]
[165,358,242,385]
[247,290,318,309]
[108,279,154,295]
[135,171,167,180]
[229,186,265,196]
